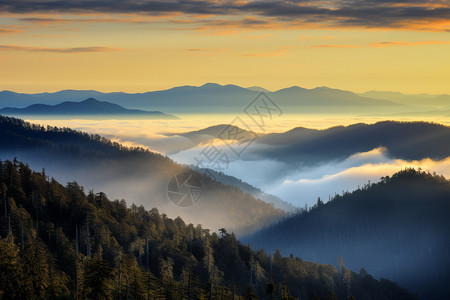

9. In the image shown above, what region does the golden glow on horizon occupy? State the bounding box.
[0,9,449,94]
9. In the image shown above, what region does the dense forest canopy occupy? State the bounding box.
[246,169,450,300]
[0,160,417,299]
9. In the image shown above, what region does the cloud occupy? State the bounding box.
[18,16,171,24]
[298,35,335,39]
[1,0,449,32]
[21,118,450,210]
[30,34,65,37]
[312,40,450,49]
[267,148,450,207]
[0,44,123,53]
[19,17,121,24]
[370,40,450,47]
[173,144,450,208]
[0,28,22,34]
[189,16,280,32]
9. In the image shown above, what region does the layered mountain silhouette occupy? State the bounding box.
[245,169,450,300]
[254,121,450,165]
[360,90,450,107]
[169,121,450,166]
[0,83,420,114]
[0,98,178,119]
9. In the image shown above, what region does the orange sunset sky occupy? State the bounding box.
[0,0,449,94]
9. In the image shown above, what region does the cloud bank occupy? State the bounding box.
[25,118,450,210]
[267,149,450,207]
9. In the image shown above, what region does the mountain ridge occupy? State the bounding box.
[0,98,179,119]
[244,168,450,300]
[253,120,450,165]
[0,84,410,113]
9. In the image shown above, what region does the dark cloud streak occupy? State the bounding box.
[0,45,122,53]
[1,0,449,31]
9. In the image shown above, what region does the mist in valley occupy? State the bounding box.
[18,115,450,208]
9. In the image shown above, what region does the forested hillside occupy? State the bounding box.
[246,169,450,299]
[0,160,417,299]
[0,115,283,235]
[255,121,450,166]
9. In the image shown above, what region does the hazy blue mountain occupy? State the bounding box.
[246,86,272,93]
[0,98,179,119]
[360,90,450,107]
[254,121,450,166]
[244,169,450,300]
[0,83,404,114]
[0,90,110,107]
[178,124,257,143]
[270,86,400,110]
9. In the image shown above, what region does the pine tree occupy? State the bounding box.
[83,253,114,299]
[0,238,24,298]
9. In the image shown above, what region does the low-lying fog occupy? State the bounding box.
[24,114,450,208]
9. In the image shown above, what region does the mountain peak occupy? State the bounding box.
[201,83,222,88]
[246,86,272,93]
[81,97,101,103]
[274,86,307,93]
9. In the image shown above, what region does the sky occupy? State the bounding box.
[1,0,449,94]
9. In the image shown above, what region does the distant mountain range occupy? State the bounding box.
[4,83,448,114]
[245,169,450,300]
[360,90,450,107]
[0,98,179,119]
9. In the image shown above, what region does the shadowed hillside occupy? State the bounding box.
[245,169,450,299]
[0,115,282,236]
[255,121,450,166]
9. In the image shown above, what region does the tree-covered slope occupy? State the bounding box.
[255,121,450,166]
[0,115,283,235]
[0,160,416,299]
[245,169,450,299]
